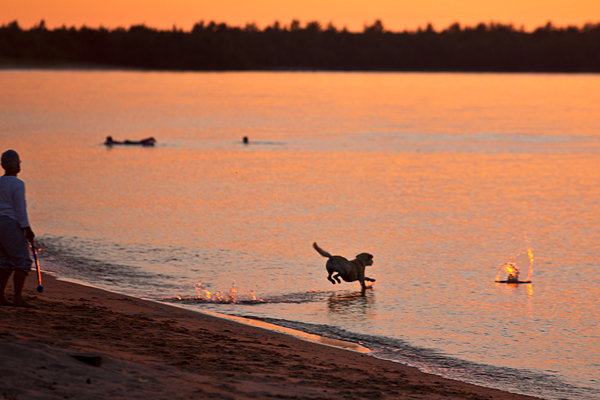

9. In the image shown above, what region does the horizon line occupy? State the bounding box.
[3,18,600,34]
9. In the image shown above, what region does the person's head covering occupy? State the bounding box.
[1,149,20,171]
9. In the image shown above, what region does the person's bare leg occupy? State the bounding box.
[0,269,12,306]
[12,269,32,308]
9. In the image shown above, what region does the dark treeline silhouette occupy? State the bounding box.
[1,19,600,72]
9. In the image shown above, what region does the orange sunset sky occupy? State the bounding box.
[3,0,600,32]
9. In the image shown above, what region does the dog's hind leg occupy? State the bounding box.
[327,269,337,284]
[333,274,342,284]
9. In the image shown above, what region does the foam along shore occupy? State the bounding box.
[1,273,542,400]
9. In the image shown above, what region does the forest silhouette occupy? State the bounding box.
[1,19,599,72]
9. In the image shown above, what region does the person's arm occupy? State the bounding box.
[12,180,32,242]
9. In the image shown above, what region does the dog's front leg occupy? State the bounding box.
[359,278,367,290]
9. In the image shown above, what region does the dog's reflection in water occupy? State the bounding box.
[327,290,374,316]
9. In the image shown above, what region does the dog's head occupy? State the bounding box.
[356,253,374,266]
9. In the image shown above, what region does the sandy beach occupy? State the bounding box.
[0,273,542,400]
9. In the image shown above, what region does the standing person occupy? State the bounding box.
[0,150,35,307]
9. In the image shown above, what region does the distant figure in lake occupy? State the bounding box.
[243,136,249,145]
[0,150,35,308]
[104,136,156,147]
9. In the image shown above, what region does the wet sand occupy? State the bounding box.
[1,273,542,399]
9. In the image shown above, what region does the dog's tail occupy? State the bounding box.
[313,242,332,258]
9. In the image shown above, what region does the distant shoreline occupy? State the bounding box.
[2,20,600,73]
[0,57,132,71]
[2,58,599,74]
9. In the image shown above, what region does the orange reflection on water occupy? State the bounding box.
[5,70,600,394]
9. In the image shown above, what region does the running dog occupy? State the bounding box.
[313,242,375,290]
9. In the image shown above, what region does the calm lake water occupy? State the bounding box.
[2,70,600,399]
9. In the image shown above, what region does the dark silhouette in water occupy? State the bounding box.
[495,279,532,284]
[243,136,249,144]
[104,136,156,147]
[313,242,375,292]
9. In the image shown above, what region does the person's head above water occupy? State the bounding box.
[1,149,21,174]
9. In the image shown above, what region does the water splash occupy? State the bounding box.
[495,243,534,283]
[188,281,264,304]
[167,284,331,305]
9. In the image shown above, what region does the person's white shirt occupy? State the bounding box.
[0,176,30,228]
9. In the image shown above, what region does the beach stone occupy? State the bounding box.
[71,354,103,367]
